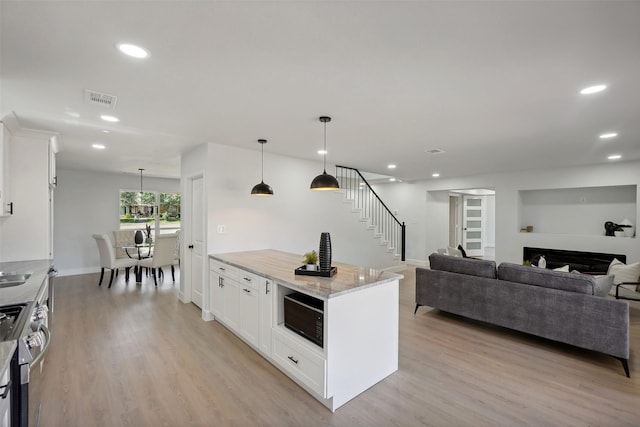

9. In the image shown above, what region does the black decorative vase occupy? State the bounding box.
[319,232,332,271]
[134,230,144,245]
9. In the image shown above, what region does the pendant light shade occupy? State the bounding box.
[251,139,274,196]
[310,116,340,191]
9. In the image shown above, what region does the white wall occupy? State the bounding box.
[373,182,429,265]
[53,168,180,276]
[181,143,401,267]
[419,160,640,265]
[203,143,398,269]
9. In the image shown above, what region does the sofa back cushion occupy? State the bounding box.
[429,253,497,279]
[498,262,595,295]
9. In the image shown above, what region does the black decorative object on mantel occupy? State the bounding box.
[134,230,144,245]
[319,232,332,271]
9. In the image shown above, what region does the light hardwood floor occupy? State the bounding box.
[40,267,640,426]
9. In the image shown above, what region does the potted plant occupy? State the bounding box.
[614,226,625,237]
[303,250,318,271]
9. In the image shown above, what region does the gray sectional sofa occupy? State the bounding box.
[415,253,630,377]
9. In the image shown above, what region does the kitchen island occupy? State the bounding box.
[208,249,403,411]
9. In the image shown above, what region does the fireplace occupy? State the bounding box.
[523,247,626,274]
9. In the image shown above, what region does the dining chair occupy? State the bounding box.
[138,233,179,286]
[171,229,181,281]
[93,234,138,288]
[113,229,135,260]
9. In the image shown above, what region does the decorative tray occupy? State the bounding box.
[294,266,337,277]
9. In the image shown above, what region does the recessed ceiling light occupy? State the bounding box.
[100,115,119,122]
[608,154,622,160]
[65,111,80,118]
[102,130,110,134]
[118,43,149,58]
[389,178,396,182]
[599,132,618,139]
[387,164,396,169]
[432,173,440,178]
[92,144,106,150]
[317,149,327,155]
[580,84,607,95]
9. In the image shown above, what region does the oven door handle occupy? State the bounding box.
[30,324,51,367]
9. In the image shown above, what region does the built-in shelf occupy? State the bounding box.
[518,185,637,237]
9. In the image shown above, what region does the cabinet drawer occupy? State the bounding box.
[237,270,259,291]
[273,329,326,397]
[210,260,239,280]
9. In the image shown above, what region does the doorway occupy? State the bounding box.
[449,189,495,259]
[186,173,205,308]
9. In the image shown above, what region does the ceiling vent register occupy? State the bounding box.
[85,89,118,109]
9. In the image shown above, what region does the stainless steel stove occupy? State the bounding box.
[1,298,50,427]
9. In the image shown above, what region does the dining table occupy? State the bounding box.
[123,243,153,282]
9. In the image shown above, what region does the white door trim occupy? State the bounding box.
[180,171,205,305]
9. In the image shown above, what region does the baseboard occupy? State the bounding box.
[57,266,101,277]
[405,258,427,267]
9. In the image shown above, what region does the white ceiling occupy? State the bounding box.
[2,1,639,181]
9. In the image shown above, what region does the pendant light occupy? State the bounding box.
[310,116,340,191]
[138,168,145,196]
[251,139,274,196]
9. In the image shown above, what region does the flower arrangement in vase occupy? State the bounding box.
[145,224,153,243]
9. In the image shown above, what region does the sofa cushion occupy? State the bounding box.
[607,258,640,291]
[429,253,497,279]
[497,262,595,295]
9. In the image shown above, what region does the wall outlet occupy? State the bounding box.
[217,225,226,234]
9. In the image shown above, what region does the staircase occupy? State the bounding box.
[336,165,405,262]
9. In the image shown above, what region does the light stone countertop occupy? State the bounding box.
[210,249,403,299]
[0,259,52,305]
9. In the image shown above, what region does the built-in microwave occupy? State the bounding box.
[284,292,324,348]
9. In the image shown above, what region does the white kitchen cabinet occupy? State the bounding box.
[48,136,58,188]
[209,269,224,320]
[0,129,61,262]
[0,122,12,217]
[209,260,240,332]
[259,277,273,356]
[209,250,401,412]
[238,271,259,347]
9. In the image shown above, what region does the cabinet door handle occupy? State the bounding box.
[188,245,194,249]
[266,281,270,295]
[219,267,225,271]
[8,202,13,215]
[243,277,252,282]
[219,277,224,287]
[243,288,251,293]
[287,356,299,364]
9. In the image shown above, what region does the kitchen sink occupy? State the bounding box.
[0,272,31,288]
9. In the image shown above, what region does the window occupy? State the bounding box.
[120,190,181,235]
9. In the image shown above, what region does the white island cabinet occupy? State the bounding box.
[208,249,402,412]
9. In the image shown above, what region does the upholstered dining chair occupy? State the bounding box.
[138,233,179,286]
[93,234,138,288]
[113,229,135,260]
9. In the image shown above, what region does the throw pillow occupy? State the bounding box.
[593,275,615,297]
[447,246,463,257]
[571,270,615,297]
[607,258,640,291]
[553,265,570,272]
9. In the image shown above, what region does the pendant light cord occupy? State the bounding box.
[323,120,327,172]
[261,142,265,182]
